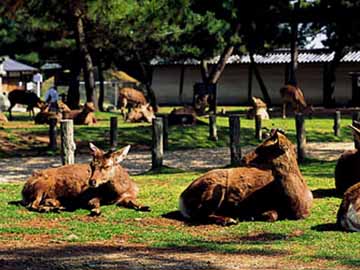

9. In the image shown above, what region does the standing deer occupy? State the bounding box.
[179,129,313,225]
[280,85,312,118]
[20,143,149,215]
[118,87,148,119]
[8,89,46,120]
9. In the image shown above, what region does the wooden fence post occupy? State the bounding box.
[229,115,241,166]
[295,113,306,163]
[152,117,163,169]
[255,114,262,141]
[110,116,118,150]
[209,114,218,141]
[60,119,76,165]
[333,111,341,137]
[162,114,169,151]
[48,117,57,150]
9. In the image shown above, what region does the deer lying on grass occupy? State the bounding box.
[337,181,360,232]
[179,129,313,225]
[168,106,197,126]
[126,103,155,123]
[20,143,150,215]
[335,124,360,196]
[246,96,270,120]
[280,85,312,118]
[63,102,97,125]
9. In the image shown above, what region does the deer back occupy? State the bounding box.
[119,88,147,105]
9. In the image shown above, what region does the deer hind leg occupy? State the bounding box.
[88,197,102,216]
[119,98,128,120]
[8,104,14,121]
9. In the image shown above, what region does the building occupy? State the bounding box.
[151,50,360,106]
[0,56,38,92]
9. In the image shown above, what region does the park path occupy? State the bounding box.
[0,142,353,182]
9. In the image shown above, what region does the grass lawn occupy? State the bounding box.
[0,159,359,269]
[0,107,358,268]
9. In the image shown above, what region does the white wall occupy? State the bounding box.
[152,62,360,106]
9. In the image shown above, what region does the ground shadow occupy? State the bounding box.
[312,188,339,198]
[311,223,341,232]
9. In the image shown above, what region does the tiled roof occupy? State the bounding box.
[2,57,37,72]
[151,51,360,66]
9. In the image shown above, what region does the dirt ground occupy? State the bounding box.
[0,142,353,182]
[0,141,355,269]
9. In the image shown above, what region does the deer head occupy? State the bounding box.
[88,143,131,188]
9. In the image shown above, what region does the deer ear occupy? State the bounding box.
[89,143,102,156]
[113,145,131,164]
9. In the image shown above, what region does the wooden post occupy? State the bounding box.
[162,114,169,151]
[229,115,241,166]
[352,111,360,149]
[48,117,57,150]
[255,114,262,141]
[60,119,76,165]
[152,117,163,169]
[110,116,118,150]
[209,114,218,141]
[295,113,306,163]
[333,111,341,137]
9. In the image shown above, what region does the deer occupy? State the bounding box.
[126,103,155,123]
[179,129,313,225]
[20,143,150,216]
[118,87,148,119]
[62,102,97,125]
[8,89,46,120]
[337,181,360,232]
[246,96,270,120]
[280,85,312,118]
[335,124,360,196]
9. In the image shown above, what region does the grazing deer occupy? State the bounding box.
[20,143,149,215]
[8,89,46,120]
[118,87,148,119]
[179,129,313,225]
[280,85,312,118]
[337,181,360,232]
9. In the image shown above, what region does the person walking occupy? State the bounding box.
[44,85,59,112]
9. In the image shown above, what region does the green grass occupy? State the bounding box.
[0,107,354,157]
[1,159,360,268]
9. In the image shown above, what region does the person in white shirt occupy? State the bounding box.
[44,86,59,112]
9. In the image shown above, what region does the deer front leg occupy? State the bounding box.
[116,197,150,212]
[208,214,238,226]
[88,197,102,216]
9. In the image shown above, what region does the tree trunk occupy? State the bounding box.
[323,46,344,108]
[67,55,81,109]
[70,2,96,106]
[249,51,271,105]
[179,63,185,104]
[200,59,210,83]
[98,58,105,112]
[136,53,158,112]
[287,20,298,86]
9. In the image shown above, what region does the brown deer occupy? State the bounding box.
[337,181,360,232]
[179,129,313,225]
[168,106,197,126]
[20,143,149,215]
[246,96,270,120]
[126,103,155,123]
[118,87,148,119]
[335,124,360,196]
[280,85,312,118]
[8,89,46,120]
[62,102,97,125]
